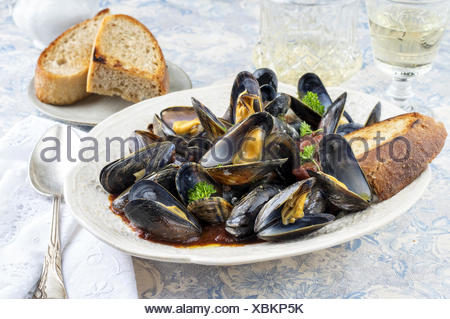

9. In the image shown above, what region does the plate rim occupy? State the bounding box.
[28,60,192,126]
[64,83,431,265]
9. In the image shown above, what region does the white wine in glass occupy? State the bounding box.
[366,0,449,113]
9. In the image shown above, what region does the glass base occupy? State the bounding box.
[375,59,433,115]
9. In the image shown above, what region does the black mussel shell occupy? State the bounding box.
[318,134,373,203]
[200,112,274,168]
[265,93,290,118]
[125,180,201,243]
[318,92,346,135]
[128,130,162,154]
[264,132,300,184]
[99,141,175,195]
[287,94,322,130]
[256,213,335,241]
[229,71,262,124]
[260,84,277,104]
[298,73,332,108]
[187,197,233,224]
[153,114,176,137]
[271,115,300,140]
[226,184,282,238]
[337,123,363,136]
[365,102,381,127]
[253,68,278,91]
[191,97,227,141]
[111,164,180,214]
[160,106,198,132]
[175,162,222,205]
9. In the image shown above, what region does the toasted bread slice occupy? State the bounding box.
[86,14,168,103]
[35,9,110,105]
[345,113,447,200]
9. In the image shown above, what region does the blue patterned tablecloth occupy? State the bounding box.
[1,0,449,298]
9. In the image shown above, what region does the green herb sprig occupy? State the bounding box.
[299,121,323,137]
[300,144,320,170]
[301,91,325,116]
[188,181,216,203]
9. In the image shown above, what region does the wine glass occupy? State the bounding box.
[365,0,449,114]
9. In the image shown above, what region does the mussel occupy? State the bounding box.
[111,164,180,215]
[200,112,287,185]
[160,106,202,137]
[298,72,353,123]
[176,163,232,224]
[254,178,334,241]
[317,133,373,209]
[229,71,263,124]
[337,102,381,136]
[124,180,201,243]
[100,141,175,194]
[226,184,282,238]
[191,97,227,141]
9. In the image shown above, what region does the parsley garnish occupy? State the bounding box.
[299,121,323,137]
[188,181,216,203]
[300,144,320,170]
[301,91,325,116]
[299,122,313,137]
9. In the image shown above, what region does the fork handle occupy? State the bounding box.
[33,195,67,299]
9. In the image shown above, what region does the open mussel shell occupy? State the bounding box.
[253,68,278,92]
[318,133,373,204]
[226,184,282,238]
[254,178,333,241]
[125,180,201,243]
[257,213,335,241]
[176,162,222,205]
[205,160,287,186]
[287,94,322,129]
[99,141,175,195]
[153,114,176,137]
[128,130,162,153]
[265,93,290,118]
[365,102,381,127]
[264,132,301,184]
[298,73,332,108]
[229,71,262,124]
[298,73,353,123]
[272,115,300,140]
[176,162,232,224]
[337,122,363,136]
[318,92,346,135]
[201,112,273,167]
[260,84,277,104]
[111,164,180,215]
[187,197,233,224]
[200,112,288,185]
[160,106,201,137]
[191,97,227,141]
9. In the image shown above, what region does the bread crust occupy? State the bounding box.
[86,14,168,101]
[34,9,110,105]
[345,113,447,200]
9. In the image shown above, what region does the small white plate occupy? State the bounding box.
[28,61,192,126]
[64,83,430,265]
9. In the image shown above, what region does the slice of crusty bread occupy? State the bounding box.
[86,14,168,103]
[35,9,110,105]
[344,113,447,200]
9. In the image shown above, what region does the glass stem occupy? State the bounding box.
[387,76,414,111]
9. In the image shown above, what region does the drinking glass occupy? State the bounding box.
[366,0,449,113]
[253,0,362,86]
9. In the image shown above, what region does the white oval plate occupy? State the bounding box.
[64,83,430,265]
[29,61,192,126]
